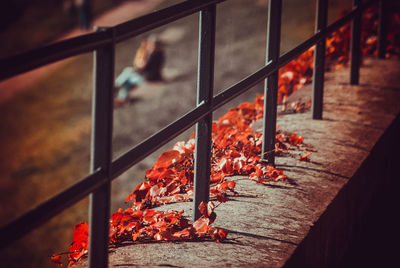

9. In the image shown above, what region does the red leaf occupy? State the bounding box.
[50,254,62,265]
[288,133,304,145]
[298,152,311,161]
[207,201,215,217]
[147,183,167,200]
[208,211,217,224]
[173,227,196,239]
[125,181,152,203]
[154,229,175,241]
[178,170,188,185]
[211,228,228,242]
[217,180,236,193]
[145,167,174,182]
[143,209,159,224]
[69,222,89,264]
[198,201,215,218]
[198,202,208,218]
[153,150,181,169]
[210,172,225,183]
[218,228,228,241]
[193,217,210,234]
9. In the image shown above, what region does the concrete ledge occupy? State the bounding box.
[74,58,400,267]
[284,114,400,268]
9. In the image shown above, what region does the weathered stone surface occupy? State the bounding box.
[74,58,400,267]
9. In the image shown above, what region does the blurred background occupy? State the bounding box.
[0,0,350,267]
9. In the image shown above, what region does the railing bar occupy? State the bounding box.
[312,0,328,120]
[193,5,216,221]
[0,0,380,252]
[324,0,375,36]
[322,0,374,41]
[115,0,224,43]
[88,27,115,268]
[0,31,111,81]
[350,0,362,85]
[377,0,388,58]
[111,62,275,179]
[278,11,357,68]
[0,168,106,250]
[325,9,357,36]
[212,63,275,111]
[0,0,224,82]
[278,34,321,70]
[0,0,373,83]
[262,0,282,166]
[111,103,209,179]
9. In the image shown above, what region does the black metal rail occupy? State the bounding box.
[0,0,387,267]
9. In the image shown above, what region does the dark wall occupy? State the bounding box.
[283,114,400,268]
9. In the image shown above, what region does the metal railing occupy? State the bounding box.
[0,0,387,267]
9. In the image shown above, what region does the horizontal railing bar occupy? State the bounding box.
[325,8,357,35]
[111,103,209,178]
[0,31,112,81]
[324,0,375,36]
[111,61,275,178]
[278,10,357,69]
[115,0,225,42]
[110,0,374,180]
[278,34,321,70]
[0,0,372,83]
[212,62,275,110]
[0,61,275,250]
[279,0,375,69]
[0,0,224,82]
[219,1,372,106]
[0,0,379,251]
[0,168,106,250]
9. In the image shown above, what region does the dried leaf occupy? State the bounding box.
[298,152,311,161]
[50,254,62,265]
[153,150,181,169]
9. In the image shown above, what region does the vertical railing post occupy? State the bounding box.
[262,0,282,165]
[350,0,362,85]
[89,27,115,268]
[312,0,328,120]
[378,0,388,59]
[193,5,216,221]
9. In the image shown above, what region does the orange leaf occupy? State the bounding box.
[69,222,89,264]
[217,180,236,193]
[207,201,215,217]
[153,150,181,169]
[198,202,208,218]
[125,181,152,203]
[173,227,195,239]
[193,217,210,234]
[288,133,304,145]
[51,254,62,265]
[217,228,228,242]
[210,172,225,183]
[299,152,311,161]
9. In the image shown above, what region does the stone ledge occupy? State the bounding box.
[74,58,400,267]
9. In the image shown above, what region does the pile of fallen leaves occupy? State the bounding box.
[124,95,313,210]
[52,4,400,267]
[60,201,227,267]
[52,90,310,267]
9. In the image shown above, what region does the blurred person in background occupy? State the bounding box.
[115,35,165,106]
